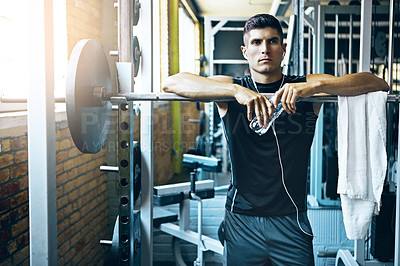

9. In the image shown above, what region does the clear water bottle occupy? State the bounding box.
[249,101,284,136]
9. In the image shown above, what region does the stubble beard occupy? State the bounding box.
[255,63,281,76]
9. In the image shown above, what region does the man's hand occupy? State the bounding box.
[234,85,275,127]
[273,82,316,114]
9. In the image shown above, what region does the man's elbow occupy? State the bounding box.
[376,76,390,92]
[161,75,178,92]
[365,72,390,92]
[381,80,390,92]
[161,81,171,92]
[162,72,191,92]
[382,84,390,92]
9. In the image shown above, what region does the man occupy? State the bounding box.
[162,14,388,266]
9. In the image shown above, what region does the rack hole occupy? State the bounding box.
[120,160,129,168]
[121,234,129,243]
[120,196,129,205]
[120,178,128,187]
[121,216,129,224]
[120,122,129,130]
[121,252,129,261]
[120,104,129,111]
[120,140,129,149]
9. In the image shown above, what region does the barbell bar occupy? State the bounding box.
[0,95,66,103]
[3,92,400,104]
[3,91,400,104]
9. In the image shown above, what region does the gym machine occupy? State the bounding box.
[154,154,222,266]
[302,1,400,264]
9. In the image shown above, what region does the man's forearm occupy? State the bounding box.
[310,72,389,96]
[162,72,238,99]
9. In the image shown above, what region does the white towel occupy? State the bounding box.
[337,91,387,240]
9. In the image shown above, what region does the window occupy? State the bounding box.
[0,0,29,111]
[0,0,67,112]
[178,6,196,74]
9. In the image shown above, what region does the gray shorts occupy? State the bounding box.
[222,210,314,266]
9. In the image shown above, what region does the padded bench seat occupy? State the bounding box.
[153,180,215,206]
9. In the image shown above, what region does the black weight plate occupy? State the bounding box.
[132,36,140,77]
[111,216,119,262]
[66,39,112,153]
[132,0,140,26]
[199,110,206,136]
[133,142,141,203]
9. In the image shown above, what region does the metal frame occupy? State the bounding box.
[282,14,296,75]
[27,0,57,264]
[291,0,304,76]
[392,0,400,263]
[117,101,135,264]
[114,1,139,264]
[139,0,154,265]
[324,1,397,266]
[353,2,373,264]
[396,113,400,266]
[308,4,390,208]
[305,3,399,265]
[159,202,224,258]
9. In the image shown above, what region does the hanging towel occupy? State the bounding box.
[337,91,387,240]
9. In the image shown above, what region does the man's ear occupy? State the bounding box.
[282,43,287,59]
[241,45,247,60]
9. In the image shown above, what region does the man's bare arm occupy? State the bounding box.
[162,72,236,98]
[307,72,389,96]
[161,73,234,117]
[162,72,275,126]
[274,72,389,114]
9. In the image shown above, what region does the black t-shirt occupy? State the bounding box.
[222,75,318,217]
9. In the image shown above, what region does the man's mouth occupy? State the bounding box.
[259,58,272,63]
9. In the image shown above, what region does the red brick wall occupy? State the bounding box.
[56,126,110,265]
[153,102,200,185]
[180,102,201,154]
[0,136,29,265]
[66,0,103,57]
[153,103,175,184]
[0,122,110,265]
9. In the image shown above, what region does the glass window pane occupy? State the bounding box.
[179,7,195,74]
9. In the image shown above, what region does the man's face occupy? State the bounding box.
[241,27,286,76]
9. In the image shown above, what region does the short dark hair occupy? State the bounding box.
[243,14,284,44]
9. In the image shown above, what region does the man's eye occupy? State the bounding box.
[270,39,278,44]
[253,40,261,45]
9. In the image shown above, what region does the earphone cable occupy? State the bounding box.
[272,123,314,238]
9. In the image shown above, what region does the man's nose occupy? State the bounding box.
[261,41,270,54]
